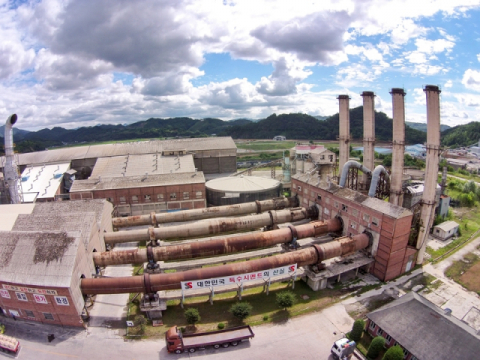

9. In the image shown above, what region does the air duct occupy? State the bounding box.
[82,232,371,294]
[390,88,406,206]
[339,160,372,188]
[4,114,22,204]
[368,165,390,197]
[361,91,375,190]
[338,95,350,173]
[416,85,441,264]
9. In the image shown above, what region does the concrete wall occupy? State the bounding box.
[194,156,236,174]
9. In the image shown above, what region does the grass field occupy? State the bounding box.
[445,253,480,294]
[236,141,296,151]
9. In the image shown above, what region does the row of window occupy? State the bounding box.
[116,191,203,204]
[0,290,69,306]
[7,308,54,320]
[369,321,417,360]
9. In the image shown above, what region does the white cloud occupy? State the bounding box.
[444,80,453,88]
[462,69,480,91]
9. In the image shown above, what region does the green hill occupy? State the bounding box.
[441,122,480,147]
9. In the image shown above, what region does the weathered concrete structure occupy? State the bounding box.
[361,91,375,190]
[390,88,406,206]
[338,95,351,173]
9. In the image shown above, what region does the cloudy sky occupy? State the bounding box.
[2,0,480,131]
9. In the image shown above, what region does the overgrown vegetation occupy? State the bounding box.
[350,319,365,342]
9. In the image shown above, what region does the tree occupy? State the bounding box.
[382,345,403,360]
[229,302,253,320]
[276,291,296,310]
[367,336,385,359]
[350,319,365,342]
[184,308,201,326]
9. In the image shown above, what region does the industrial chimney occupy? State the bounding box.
[338,95,350,174]
[416,85,441,264]
[361,91,375,190]
[390,88,406,206]
[4,114,22,204]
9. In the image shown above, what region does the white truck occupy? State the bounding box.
[331,338,356,360]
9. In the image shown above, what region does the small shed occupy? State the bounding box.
[433,220,459,241]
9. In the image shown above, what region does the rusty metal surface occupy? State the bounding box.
[82,231,371,294]
[111,197,297,228]
[94,219,343,266]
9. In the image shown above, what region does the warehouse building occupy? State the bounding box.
[0,199,112,327]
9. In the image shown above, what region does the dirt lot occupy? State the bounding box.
[460,261,480,293]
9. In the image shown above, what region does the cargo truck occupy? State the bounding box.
[165,325,254,354]
[0,333,20,356]
[331,338,356,360]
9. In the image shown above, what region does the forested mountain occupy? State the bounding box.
[405,121,451,132]
[441,122,480,147]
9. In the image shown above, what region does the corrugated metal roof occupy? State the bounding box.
[206,176,280,193]
[292,173,412,219]
[90,154,195,178]
[434,220,459,232]
[70,171,205,192]
[1,137,236,166]
[20,162,70,202]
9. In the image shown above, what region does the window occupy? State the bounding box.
[329,155,333,162]
[352,209,358,217]
[297,186,302,191]
[320,155,325,160]
[131,195,138,203]
[378,328,383,336]
[350,221,357,229]
[363,214,370,222]
[324,208,330,215]
[119,196,126,204]
[385,334,392,343]
[411,356,419,360]
[372,217,379,226]
[196,191,202,199]
[25,310,35,318]
[43,312,54,320]
[183,192,190,200]
[144,194,151,202]
[157,194,164,201]
[317,195,322,201]
[342,204,348,212]
[15,292,27,302]
[170,193,177,200]
[334,201,339,209]
[369,321,376,329]
[325,198,330,204]
[402,348,409,359]
[304,188,308,194]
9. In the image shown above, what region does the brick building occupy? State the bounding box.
[292,173,415,281]
[0,200,112,327]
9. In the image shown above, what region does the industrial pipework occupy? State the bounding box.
[81,231,372,294]
[368,165,390,197]
[112,197,298,228]
[390,88,406,206]
[338,95,351,173]
[361,91,375,190]
[94,218,343,266]
[104,206,318,245]
[416,85,442,264]
[4,114,22,204]
[339,160,372,188]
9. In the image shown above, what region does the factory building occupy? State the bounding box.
[0,199,112,327]
[291,144,336,177]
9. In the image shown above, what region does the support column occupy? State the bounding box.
[416,85,442,264]
[338,95,351,174]
[361,91,375,190]
[390,88,406,206]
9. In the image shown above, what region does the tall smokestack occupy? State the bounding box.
[361,91,375,190]
[338,95,350,174]
[390,88,406,206]
[416,85,441,264]
[4,114,22,204]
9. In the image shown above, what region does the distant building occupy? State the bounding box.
[273,135,286,141]
[432,220,459,241]
[366,292,480,360]
[291,145,336,178]
[19,163,71,203]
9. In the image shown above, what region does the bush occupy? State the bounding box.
[230,302,253,320]
[134,315,147,334]
[263,315,269,321]
[276,291,296,310]
[217,323,225,330]
[184,308,201,325]
[350,319,365,342]
[0,324,5,334]
[382,345,403,360]
[367,336,385,359]
[180,327,186,333]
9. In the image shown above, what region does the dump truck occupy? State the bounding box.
[331,338,356,360]
[165,325,254,353]
[0,333,20,356]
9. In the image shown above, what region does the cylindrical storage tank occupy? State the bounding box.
[206,176,282,206]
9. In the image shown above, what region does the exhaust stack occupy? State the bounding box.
[361,91,375,190]
[416,85,441,264]
[4,114,22,204]
[390,88,406,206]
[338,95,350,174]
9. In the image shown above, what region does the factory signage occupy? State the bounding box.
[34,294,48,304]
[0,289,10,299]
[181,264,297,290]
[2,284,57,295]
[54,296,70,306]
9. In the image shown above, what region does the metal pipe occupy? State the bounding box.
[4,114,22,204]
[94,218,343,266]
[81,232,371,294]
[112,197,298,228]
[104,207,317,245]
[416,85,442,264]
[361,91,375,189]
[338,95,351,173]
[390,88,406,206]
[368,165,390,197]
[339,160,372,188]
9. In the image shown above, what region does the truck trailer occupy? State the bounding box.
[165,325,254,353]
[0,333,20,356]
